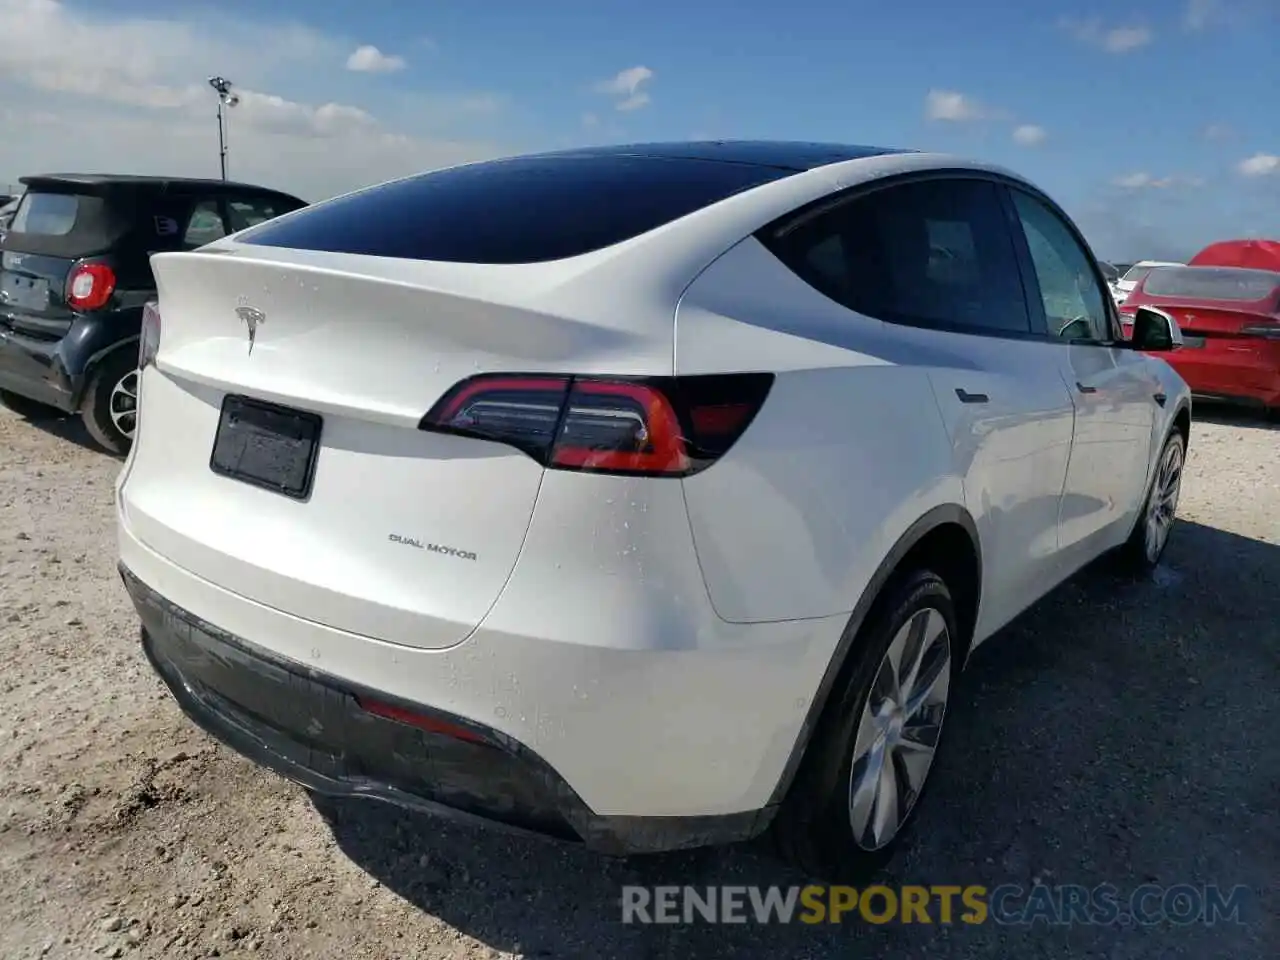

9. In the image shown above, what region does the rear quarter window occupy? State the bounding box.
[10,192,81,235]
[237,155,791,264]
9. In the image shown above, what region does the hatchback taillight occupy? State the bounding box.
[65,262,117,311]
[420,373,774,477]
[139,301,161,368]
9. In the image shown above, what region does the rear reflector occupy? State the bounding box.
[420,373,774,477]
[356,697,491,744]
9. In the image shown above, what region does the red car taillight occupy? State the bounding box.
[65,262,117,311]
[419,373,774,477]
[1239,322,1280,340]
[139,301,162,367]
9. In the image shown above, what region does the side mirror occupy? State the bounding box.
[1130,307,1183,352]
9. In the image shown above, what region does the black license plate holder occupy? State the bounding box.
[210,395,322,500]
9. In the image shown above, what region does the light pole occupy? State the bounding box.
[207,76,239,180]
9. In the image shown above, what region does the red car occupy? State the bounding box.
[1120,264,1280,414]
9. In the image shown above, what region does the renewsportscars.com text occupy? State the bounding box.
[620,883,1249,926]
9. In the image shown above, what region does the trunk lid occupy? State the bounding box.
[1160,303,1276,338]
[122,247,671,650]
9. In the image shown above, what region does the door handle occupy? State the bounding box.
[1153,392,1167,407]
[955,388,989,404]
[1076,382,1098,394]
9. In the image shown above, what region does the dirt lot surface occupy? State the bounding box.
[1,405,1277,960]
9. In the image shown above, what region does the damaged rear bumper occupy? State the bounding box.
[121,563,771,855]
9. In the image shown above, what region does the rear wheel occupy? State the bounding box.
[773,570,956,883]
[0,389,62,420]
[1116,431,1185,575]
[80,350,139,455]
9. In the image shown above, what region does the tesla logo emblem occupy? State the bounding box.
[235,305,266,354]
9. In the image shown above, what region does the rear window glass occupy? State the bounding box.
[238,155,792,264]
[1120,264,1154,284]
[1143,266,1279,301]
[10,192,81,235]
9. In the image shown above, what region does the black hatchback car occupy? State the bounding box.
[0,175,306,453]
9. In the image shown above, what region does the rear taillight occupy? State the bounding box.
[1239,323,1280,340]
[139,301,161,368]
[420,373,774,477]
[65,262,117,311]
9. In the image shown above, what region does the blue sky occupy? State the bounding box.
[1,0,1277,260]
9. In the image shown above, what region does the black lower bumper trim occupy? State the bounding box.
[120,563,772,855]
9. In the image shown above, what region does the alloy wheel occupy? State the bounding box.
[847,606,951,851]
[108,369,139,440]
[1144,439,1183,563]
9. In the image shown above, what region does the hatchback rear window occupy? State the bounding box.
[9,192,82,235]
[238,155,793,264]
[1142,266,1280,301]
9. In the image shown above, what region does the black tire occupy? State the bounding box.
[772,570,958,884]
[1115,430,1185,576]
[79,350,139,456]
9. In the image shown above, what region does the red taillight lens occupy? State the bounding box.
[139,301,161,367]
[1240,323,1280,340]
[65,262,117,311]
[420,373,773,477]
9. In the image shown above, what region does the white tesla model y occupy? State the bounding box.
[116,142,1191,882]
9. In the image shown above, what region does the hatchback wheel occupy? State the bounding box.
[773,569,956,883]
[80,350,139,455]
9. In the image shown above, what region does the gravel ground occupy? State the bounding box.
[1,404,1277,960]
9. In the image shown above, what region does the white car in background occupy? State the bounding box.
[1112,260,1182,305]
[116,141,1192,883]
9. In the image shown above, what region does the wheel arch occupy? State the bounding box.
[765,502,982,806]
[70,336,139,409]
[1171,400,1191,448]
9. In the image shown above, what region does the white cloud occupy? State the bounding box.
[1201,123,1233,141]
[1183,0,1221,30]
[1058,17,1153,53]
[1012,124,1048,146]
[0,0,503,200]
[594,66,653,112]
[346,45,406,73]
[1112,172,1204,189]
[1238,153,1280,177]
[924,89,991,122]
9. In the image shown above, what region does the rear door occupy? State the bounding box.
[1005,187,1157,558]
[757,174,1076,638]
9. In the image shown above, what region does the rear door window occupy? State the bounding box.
[237,155,792,264]
[760,177,1031,335]
[183,200,228,248]
[9,192,80,235]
